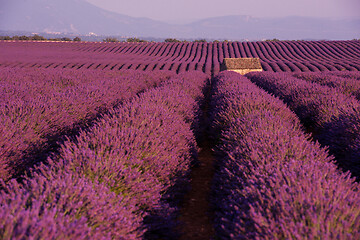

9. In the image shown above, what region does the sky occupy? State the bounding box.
[86,0,360,23]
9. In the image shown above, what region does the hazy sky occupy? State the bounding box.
[86,0,360,23]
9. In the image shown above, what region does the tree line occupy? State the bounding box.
[103,37,209,43]
[4,34,354,43]
[0,35,82,42]
[0,35,210,43]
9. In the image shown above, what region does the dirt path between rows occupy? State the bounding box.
[178,139,215,239]
[177,83,216,239]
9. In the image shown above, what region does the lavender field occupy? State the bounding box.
[0,40,360,239]
[1,40,360,75]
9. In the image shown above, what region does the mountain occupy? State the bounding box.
[0,0,359,40]
[184,15,360,40]
[0,0,173,37]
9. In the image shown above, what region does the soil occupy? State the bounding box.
[177,83,216,239]
[177,138,216,240]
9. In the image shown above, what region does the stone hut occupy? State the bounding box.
[220,58,263,75]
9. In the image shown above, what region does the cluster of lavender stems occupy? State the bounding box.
[0,70,208,239]
[247,71,360,177]
[210,70,360,239]
[0,67,176,183]
[331,70,360,80]
[293,71,360,100]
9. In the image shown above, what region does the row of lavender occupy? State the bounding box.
[0,67,177,183]
[293,71,360,100]
[22,40,360,64]
[1,40,359,75]
[0,71,208,239]
[210,71,360,239]
[247,71,360,177]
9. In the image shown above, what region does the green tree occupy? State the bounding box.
[0,36,11,40]
[60,37,72,41]
[164,38,180,42]
[194,39,207,42]
[103,37,119,42]
[73,37,81,42]
[31,34,46,41]
[18,35,30,40]
[126,37,147,42]
[265,38,280,41]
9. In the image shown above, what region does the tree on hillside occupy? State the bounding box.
[165,38,181,42]
[73,37,81,42]
[12,35,30,40]
[60,37,72,41]
[103,37,119,42]
[126,37,147,43]
[265,38,280,41]
[31,34,46,41]
[0,36,11,40]
[194,39,207,42]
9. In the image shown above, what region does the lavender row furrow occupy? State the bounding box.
[210,71,360,239]
[247,71,360,177]
[1,40,359,74]
[0,71,208,239]
[0,68,176,182]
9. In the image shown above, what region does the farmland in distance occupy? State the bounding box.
[1,39,360,240]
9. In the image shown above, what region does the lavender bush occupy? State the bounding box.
[247,71,360,177]
[0,67,176,183]
[1,164,143,240]
[332,70,360,80]
[0,71,208,239]
[293,71,360,100]
[211,71,360,239]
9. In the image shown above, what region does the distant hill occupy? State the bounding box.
[184,15,360,40]
[0,0,359,40]
[0,0,172,37]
